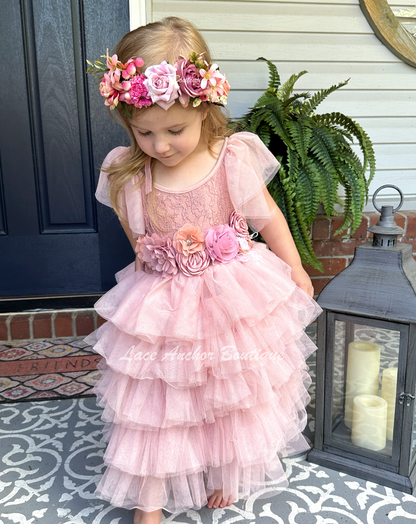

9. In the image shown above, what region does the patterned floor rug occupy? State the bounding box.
[0,339,102,403]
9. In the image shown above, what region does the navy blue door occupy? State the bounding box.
[0,0,133,297]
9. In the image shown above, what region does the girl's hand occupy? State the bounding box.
[290,265,314,297]
[257,189,315,298]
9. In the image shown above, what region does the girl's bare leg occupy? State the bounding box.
[206,488,235,509]
[133,508,163,524]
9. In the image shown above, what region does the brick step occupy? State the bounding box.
[0,309,106,343]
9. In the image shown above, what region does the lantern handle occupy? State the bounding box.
[372,185,404,214]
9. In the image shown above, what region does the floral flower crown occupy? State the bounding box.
[86,50,230,116]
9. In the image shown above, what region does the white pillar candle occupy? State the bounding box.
[381,367,398,441]
[351,394,388,451]
[344,341,381,428]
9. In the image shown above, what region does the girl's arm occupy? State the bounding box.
[120,218,144,272]
[258,187,314,297]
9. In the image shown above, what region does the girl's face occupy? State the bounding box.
[130,102,208,168]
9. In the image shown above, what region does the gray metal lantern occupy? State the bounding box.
[308,185,416,493]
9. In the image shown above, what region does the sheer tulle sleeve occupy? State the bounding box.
[225,132,281,233]
[95,146,129,208]
[95,146,146,238]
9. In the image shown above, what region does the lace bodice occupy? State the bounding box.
[142,146,235,239]
[95,132,281,238]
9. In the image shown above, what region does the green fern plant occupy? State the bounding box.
[237,58,376,272]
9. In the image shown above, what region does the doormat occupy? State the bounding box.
[0,339,102,403]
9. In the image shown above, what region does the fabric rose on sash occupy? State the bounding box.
[135,233,177,276]
[205,224,239,264]
[173,224,211,276]
[173,224,205,256]
[175,250,211,276]
[229,210,251,254]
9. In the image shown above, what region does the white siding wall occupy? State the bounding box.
[131,0,416,210]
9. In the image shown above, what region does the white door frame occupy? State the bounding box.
[129,0,151,30]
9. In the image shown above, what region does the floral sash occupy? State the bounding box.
[135,210,259,277]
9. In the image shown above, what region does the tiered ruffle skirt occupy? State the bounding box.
[85,241,322,513]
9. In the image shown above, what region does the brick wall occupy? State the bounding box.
[0,309,106,343]
[304,211,416,295]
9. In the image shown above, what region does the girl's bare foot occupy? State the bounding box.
[134,507,163,524]
[206,488,234,509]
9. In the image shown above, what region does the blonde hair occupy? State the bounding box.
[103,17,232,232]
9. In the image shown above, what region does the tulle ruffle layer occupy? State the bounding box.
[87,241,322,513]
[94,355,311,430]
[99,393,309,478]
[96,451,292,513]
[87,290,316,388]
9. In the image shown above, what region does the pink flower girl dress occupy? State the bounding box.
[85,131,322,514]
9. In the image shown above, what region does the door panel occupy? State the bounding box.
[0,0,133,297]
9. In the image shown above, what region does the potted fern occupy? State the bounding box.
[237,58,376,272]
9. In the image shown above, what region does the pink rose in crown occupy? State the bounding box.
[173,224,205,256]
[175,250,211,276]
[229,210,249,236]
[135,233,178,277]
[175,58,206,107]
[205,224,239,264]
[144,61,180,110]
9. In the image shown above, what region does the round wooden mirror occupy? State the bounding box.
[359,0,416,68]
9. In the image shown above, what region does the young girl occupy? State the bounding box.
[86,16,322,524]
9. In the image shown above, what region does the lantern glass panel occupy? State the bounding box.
[328,318,400,458]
